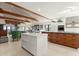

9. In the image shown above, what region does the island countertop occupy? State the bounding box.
[42,31,79,35]
[22,33,48,36]
[21,33,48,56]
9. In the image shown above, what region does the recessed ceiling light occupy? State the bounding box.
[37,9,41,11]
[58,6,79,14]
[58,9,70,14]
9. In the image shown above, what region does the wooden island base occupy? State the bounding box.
[42,32,79,49]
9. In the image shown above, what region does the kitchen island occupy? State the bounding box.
[21,33,48,56]
[42,32,79,48]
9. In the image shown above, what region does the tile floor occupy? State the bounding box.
[0,41,31,56]
[48,42,79,56]
[0,40,79,56]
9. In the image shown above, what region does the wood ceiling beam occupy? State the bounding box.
[0,8,38,21]
[5,20,22,23]
[6,2,51,20]
[0,16,30,22]
[5,20,20,25]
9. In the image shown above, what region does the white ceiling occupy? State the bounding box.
[13,2,79,19]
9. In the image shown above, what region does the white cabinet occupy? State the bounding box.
[50,23,58,32]
[21,33,48,56]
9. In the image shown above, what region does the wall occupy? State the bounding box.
[50,23,58,32]
[57,10,79,33]
[49,18,65,32]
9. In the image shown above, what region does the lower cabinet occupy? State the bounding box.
[43,32,79,48]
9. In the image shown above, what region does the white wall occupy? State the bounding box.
[49,18,65,32]
[50,23,58,32]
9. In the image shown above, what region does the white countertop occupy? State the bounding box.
[22,33,48,36]
[42,31,79,34]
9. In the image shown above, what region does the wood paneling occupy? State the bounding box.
[5,20,20,25]
[0,16,30,22]
[43,32,79,48]
[0,16,30,25]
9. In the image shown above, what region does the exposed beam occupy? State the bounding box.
[5,20,21,25]
[6,19,22,23]
[0,8,38,21]
[0,16,30,22]
[6,2,51,20]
